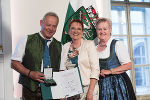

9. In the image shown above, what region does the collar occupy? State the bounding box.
[39,32,53,45]
[106,37,114,47]
[97,37,114,47]
[39,32,53,42]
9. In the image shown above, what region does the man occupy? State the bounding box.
[11,12,62,100]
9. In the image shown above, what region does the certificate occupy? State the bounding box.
[51,67,83,99]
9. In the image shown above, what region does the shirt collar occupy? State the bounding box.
[106,37,114,46]
[39,32,53,42]
[39,32,53,46]
[97,36,114,47]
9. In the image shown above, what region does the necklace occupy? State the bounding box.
[68,44,79,58]
[99,44,107,47]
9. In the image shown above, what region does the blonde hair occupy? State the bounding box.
[96,17,112,29]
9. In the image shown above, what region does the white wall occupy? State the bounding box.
[11,0,111,51]
[11,0,69,51]
[0,0,110,100]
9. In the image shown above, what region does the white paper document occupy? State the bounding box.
[51,67,83,99]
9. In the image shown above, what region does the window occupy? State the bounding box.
[112,0,150,2]
[130,0,150,2]
[111,0,150,99]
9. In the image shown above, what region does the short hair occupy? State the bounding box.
[96,17,112,29]
[68,19,84,31]
[42,12,59,23]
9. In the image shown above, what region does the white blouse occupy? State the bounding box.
[97,37,131,65]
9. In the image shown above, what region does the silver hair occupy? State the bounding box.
[96,17,112,29]
[42,12,59,23]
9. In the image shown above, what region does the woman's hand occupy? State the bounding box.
[100,69,111,77]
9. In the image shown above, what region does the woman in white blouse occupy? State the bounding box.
[60,19,100,100]
[96,17,136,100]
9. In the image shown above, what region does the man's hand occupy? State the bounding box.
[29,71,45,83]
